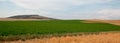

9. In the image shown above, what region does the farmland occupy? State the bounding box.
[0,20,120,42]
[0,20,120,36]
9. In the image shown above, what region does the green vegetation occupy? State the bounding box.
[0,20,120,41]
[0,20,120,36]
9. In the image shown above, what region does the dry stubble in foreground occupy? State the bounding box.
[3,32,120,43]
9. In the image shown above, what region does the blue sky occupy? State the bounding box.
[0,0,120,19]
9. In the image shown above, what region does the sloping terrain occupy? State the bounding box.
[0,15,57,21]
[84,20,120,26]
[0,18,43,21]
[8,15,56,20]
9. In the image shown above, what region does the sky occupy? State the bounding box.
[0,0,120,19]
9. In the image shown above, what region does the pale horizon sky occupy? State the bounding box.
[0,0,120,19]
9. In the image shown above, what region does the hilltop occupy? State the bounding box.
[0,15,58,21]
[8,15,57,20]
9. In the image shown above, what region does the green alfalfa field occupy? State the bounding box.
[0,20,120,35]
[0,20,120,41]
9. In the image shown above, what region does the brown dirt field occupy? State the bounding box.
[84,20,120,26]
[2,32,120,43]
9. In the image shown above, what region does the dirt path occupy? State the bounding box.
[3,32,120,43]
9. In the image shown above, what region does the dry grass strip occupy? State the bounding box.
[2,32,120,43]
